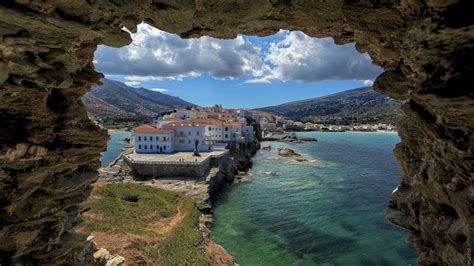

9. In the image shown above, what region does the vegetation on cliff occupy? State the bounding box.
[77,183,207,265]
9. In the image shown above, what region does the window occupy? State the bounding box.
[144,145,147,149]
[188,131,191,136]
[156,136,159,141]
[164,146,166,150]
[144,136,147,141]
[139,145,141,149]
[179,139,185,144]
[197,131,200,136]
[208,126,211,130]
[188,139,191,144]
[225,134,228,138]
[138,136,141,141]
[225,127,228,131]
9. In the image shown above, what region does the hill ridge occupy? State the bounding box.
[82,78,194,124]
[258,87,402,125]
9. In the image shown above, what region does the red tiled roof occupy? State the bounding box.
[225,122,244,126]
[133,124,174,134]
[192,118,225,125]
[162,122,205,128]
[162,118,225,127]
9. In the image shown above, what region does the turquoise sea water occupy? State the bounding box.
[211,132,416,265]
[100,130,131,166]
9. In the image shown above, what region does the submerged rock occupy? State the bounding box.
[261,171,278,176]
[261,145,272,151]
[278,148,301,157]
[294,157,309,162]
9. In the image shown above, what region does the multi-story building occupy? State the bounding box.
[132,115,254,154]
[132,124,175,153]
[162,120,210,152]
[175,109,193,119]
[132,105,255,153]
[235,109,252,119]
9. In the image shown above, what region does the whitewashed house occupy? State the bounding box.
[132,124,175,153]
[175,109,193,119]
[235,109,252,119]
[162,120,211,152]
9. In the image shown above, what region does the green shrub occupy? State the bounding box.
[78,183,207,265]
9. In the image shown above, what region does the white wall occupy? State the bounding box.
[205,125,225,142]
[242,125,255,142]
[167,126,212,152]
[176,110,192,119]
[133,132,174,153]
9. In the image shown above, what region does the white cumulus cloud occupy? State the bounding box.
[363,80,374,86]
[94,23,267,81]
[148,88,168,92]
[258,31,382,83]
[94,25,382,85]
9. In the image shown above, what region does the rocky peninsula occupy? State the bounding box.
[92,140,260,265]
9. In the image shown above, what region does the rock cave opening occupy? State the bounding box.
[0,1,471,265]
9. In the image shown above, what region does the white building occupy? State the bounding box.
[235,109,252,119]
[132,114,255,154]
[132,124,175,153]
[175,109,193,119]
[162,120,217,152]
[242,125,255,142]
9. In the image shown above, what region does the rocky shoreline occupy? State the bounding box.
[97,140,260,265]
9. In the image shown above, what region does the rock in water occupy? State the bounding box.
[278,148,301,157]
[294,157,309,162]
[261,145,271,151]
[261,171,278,176]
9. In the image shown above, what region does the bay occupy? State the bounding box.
[211,131,416,266]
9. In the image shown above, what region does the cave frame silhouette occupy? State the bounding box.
[0,1,472,265]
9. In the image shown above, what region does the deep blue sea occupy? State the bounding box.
[211,131,416,265]
[100,130,131,166]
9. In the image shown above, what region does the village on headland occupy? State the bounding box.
[92,104,398,264]
[101,104,261,205]
[103,104,398,179]
[96,104,264,264]
[122,104,258,179]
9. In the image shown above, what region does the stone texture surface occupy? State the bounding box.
[0,0,472,265]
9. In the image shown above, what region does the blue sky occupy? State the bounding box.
[94,24,382,108]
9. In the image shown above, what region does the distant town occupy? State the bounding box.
[251,109,397,136]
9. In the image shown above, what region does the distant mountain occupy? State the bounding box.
[259,87,403,125]
[82,79,193,123]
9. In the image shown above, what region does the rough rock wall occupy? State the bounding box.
[0,0,472,264]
